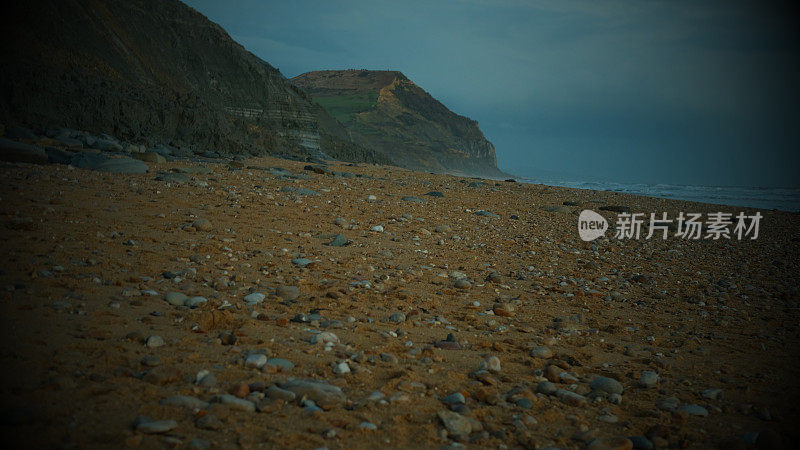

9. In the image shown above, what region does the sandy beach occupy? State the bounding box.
[1,155,798,449]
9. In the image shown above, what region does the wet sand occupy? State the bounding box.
[1,155,798,449]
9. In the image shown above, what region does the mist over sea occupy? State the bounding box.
[512,169,800,212]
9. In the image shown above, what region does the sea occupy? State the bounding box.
[512,170,800,212]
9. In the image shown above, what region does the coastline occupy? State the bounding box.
[1,154,798,448]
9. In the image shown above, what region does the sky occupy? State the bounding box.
[183,0,800,188]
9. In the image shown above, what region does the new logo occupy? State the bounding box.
[578,209,608,241]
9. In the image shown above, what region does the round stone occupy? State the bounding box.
[146,335,165,348]
[590,376,624,395]
[165,292,188,306]
[192,219,213,231]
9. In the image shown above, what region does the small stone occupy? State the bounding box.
[192,219,213,231]
[638,371,659,388]
[493,303,514,317]
[245,354,268,369]
[370,225,384,232]
[515,398,534,409]
[160,395,209,410]
[454,279,472,289]
[218,331,237,345]
[701,388,723,400]
[389,312,406,323]
[536,381,557,395]
[276,285,300,300]
[556,389,587,406]
[243,292,265,305]
[656,397,680,412]
[311,331,339,345]
[282,379,346,409]
[440,392,466,407]
[328,234,347,247]
[360,422,378,430]
[366,195,377,202]
[146,335,165,348]
[214,394,255,412]
[529,346,553,358]
[140,355,161,367]
[165,292,188,306]
[197,372,217,388]
[628,436,654,450]
[590,376,624,395]
[187,438,211,449]
[332,362,351,374]
[195,414,223,430]
[263,358,295,372]
[292,258,313,267]
[479,356,501,373]
[266,385,296,401]
[437,410,472,440]
[136,419,178,434]
[229,383,250,399]
[675,404,708,416]
[185,296,208,308]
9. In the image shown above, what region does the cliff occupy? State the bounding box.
[0,0,388,163]
[292,70,500,176]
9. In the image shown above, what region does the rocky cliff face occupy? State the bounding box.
[0,0,387,163]
[292,70,500,176]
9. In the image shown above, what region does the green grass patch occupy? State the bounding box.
[313,91,378,124]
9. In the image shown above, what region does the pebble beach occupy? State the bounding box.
[1,153,798,449]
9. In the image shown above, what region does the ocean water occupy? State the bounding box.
[513,171,800,212]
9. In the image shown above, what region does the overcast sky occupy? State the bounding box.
[184,0,799,187]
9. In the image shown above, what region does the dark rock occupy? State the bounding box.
[0,138,47,164]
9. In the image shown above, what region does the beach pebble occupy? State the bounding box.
[656,397,680,412]
[311,331,340,345]
[214,394,256,412]
[590,376,624,395]
[243,292,265,305]
[185,296,208,308]
[437,410,472,440]
[676,404,709,416]
[389,312,406,323]
[192,219,213,231]
[701,388,723,400]
[556,389,588,406]
[529,346,553,358]
[454,279,471,289]
[282,379,346,409]
[536,381,557,395]
[146,335,165,348]
[332,361,351,374]
[136,419,178,434]
[638,371,659,388]
[266,385,296,401]
[165,292,188,306]
[245,354,268,369]
[479,356,501,373]
[276,285,299,300]
[160,395,209,410]
[263,358,295,372]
